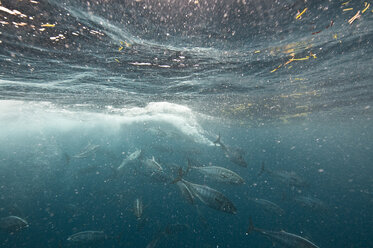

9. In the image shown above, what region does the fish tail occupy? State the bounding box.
[246,217,255,234]
[170,167,184,184]
[213,133,221,146]
[258,161,266,176]
[186,158,193,174]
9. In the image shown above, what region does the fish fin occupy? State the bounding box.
[213,133,221,146]
[186,158,195,174]
[258,161,266,176]
[246,217,255,234]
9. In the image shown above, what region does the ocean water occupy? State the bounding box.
[0,0,372,247]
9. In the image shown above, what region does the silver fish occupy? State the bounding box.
[259,162,307,187]
[143,156,163,171]
[247,220,320,248]
[250,198,285,216]
[133,198,143,220]
[188,161,244,184]
[151,170,173,183]
[213,134,247,167]
[117,149,142,171]
[73,144,100,159]
[294,196,328,210]
[0,216,28,233]
[176,180,195,204]
[67,230,106,243]
[139,156,164,179]
[181,179,237,214]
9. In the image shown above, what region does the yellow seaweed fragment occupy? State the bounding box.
[292,56,309,61]
[270,50,316,73]
[362,3,370,13]
[296,8,307,19]
[118,46,123,51]
[342,1,350,5]
[120,41,131,47]
[343,8,353,11]
[115,59,120,63]
[309,52,317,59]
[254,50,261,53]
[41,23,55,27]
[124,41,131,47]
[348,11,361,24]
[271,64,282,73]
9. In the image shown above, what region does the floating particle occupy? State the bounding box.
[348,11,361,24]
[296,8,307,19]
[41,23,55,27]
[124,41,131,47]
[362,3,370,13]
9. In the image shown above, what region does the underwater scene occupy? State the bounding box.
[0,0,372,247]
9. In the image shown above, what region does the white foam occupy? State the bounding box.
[0,100,213,145]
[108,102,213,145]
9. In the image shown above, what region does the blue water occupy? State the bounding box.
[0,0,372,247]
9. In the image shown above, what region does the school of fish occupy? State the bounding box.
[0,133,323,248]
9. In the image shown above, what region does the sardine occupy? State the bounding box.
[0,216,28,233]
[246,220,320,248]
[213,134,247,167]
[67,230,106,243]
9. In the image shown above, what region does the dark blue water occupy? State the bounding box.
[0,0,372,247]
